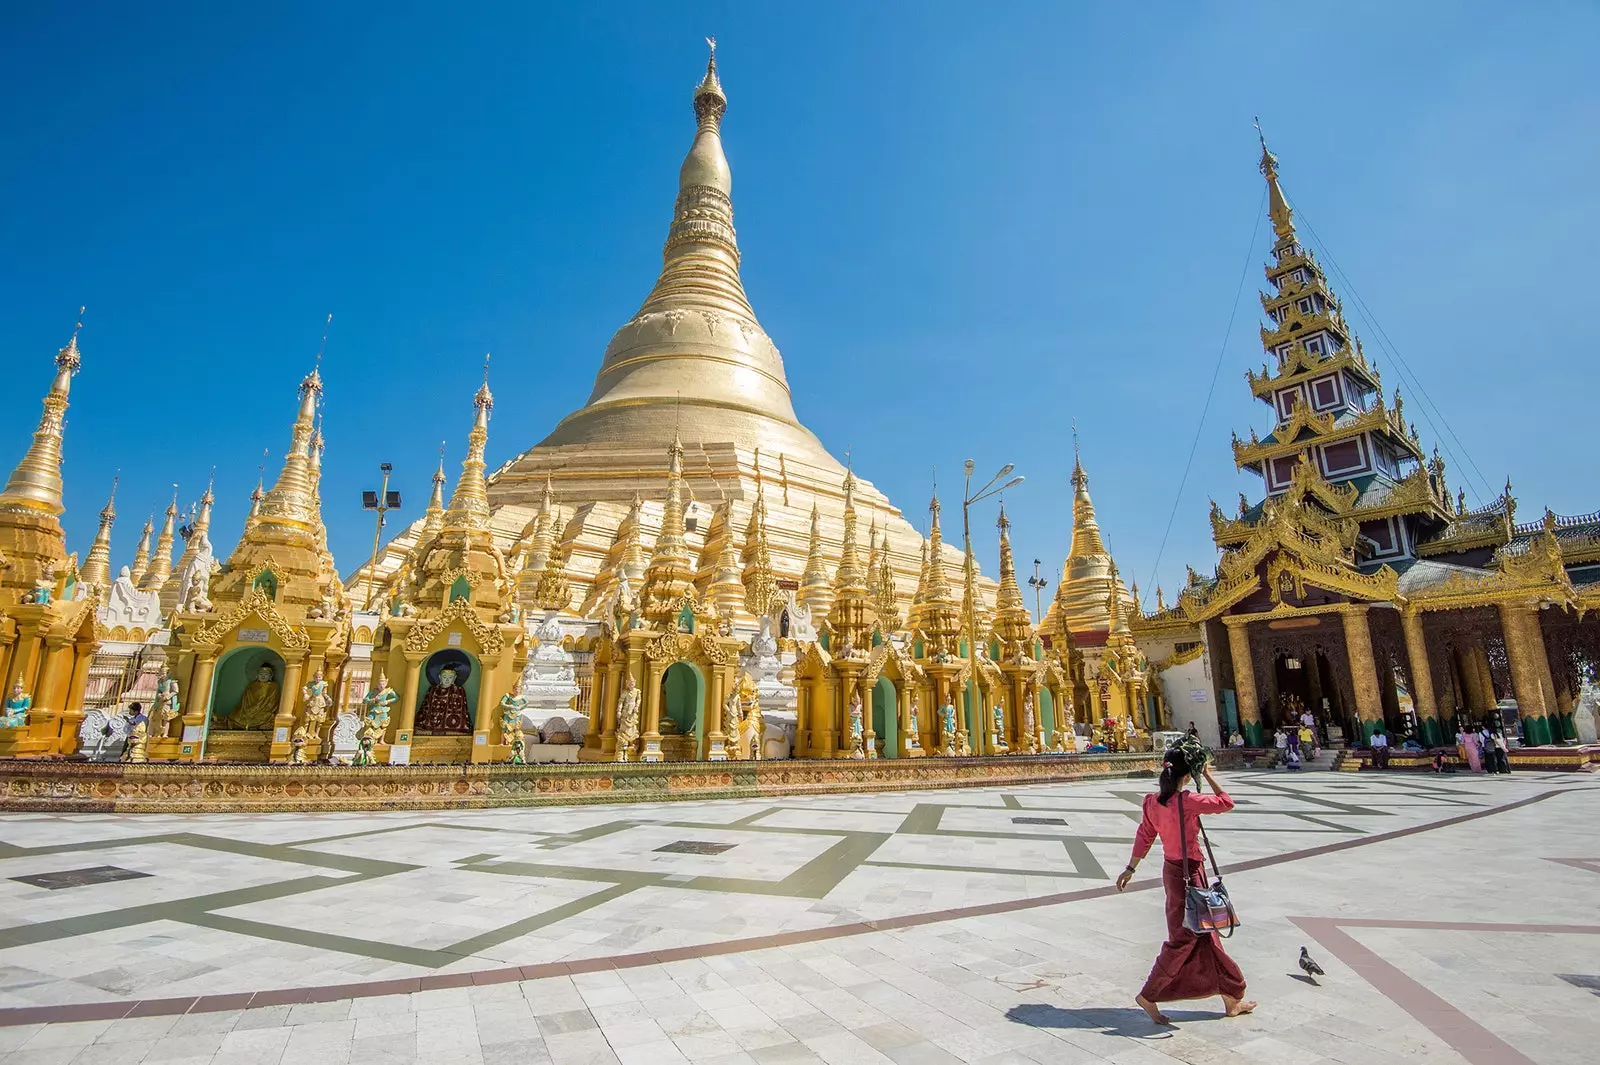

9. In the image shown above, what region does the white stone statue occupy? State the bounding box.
[847,691,865,759]
[181,569,213,613]
[615,675,641,762]
[1022,694,1036,750]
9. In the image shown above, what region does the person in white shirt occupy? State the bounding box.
[1370,728,1390,769]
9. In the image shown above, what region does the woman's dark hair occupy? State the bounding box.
[1157,746,1193,806]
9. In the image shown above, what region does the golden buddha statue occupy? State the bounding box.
[224,664,280,730]
[416,665,471,733]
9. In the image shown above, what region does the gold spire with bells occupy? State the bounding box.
[991,502,1033,648]
[1045,433,1132,642]
[918,490,962,659]
[529,478,572,612]
[1256,118,1297,246]
[406,361,512,613]
[1067,434,1107,559]
[0,315,81,519]
[640,433,698,625]
[828,465,872,656]
[129,513,154,586]
[210,365,330,609]
[798,502,835,626]
[243,451,267,536]
[421,443,447,538]
[139,488,179,596]
[740,454,780,618]
[78,476,118,594]
[703,499,747,621]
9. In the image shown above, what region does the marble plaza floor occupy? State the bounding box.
[0,769,1595,1064]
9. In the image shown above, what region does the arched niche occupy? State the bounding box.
[1039,686,1056,740]
[208,645,286,730]
[252,570,279,600]
[416,647,481,734]
[661,661,705,755]
[872,675,898,758]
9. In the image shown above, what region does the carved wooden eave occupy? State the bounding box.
[1149,642,1206,673]
[1247,345,1377,400]
[795,641,832,676]
[401,595,505,656]
[189,588,311,651]
[1234,404,1420,468]
[1407,532,1575,614]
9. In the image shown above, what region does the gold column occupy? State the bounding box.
[1399,609,1442,745]
[470,659,499,760]
[1473,646,1497,710]
[1224,619,1262,746]
[1498,602,1554,745]
[392,655,424,748]
[187,653,218,759]
[641,661,663,763]
[270,658,304,762]
[1340,605,1384,744]
[708,667,727,759]
[860,672,877,758]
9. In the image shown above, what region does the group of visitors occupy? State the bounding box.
[1271,710,1320,770]
[1440,723,1511,774]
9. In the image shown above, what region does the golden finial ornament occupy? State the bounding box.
[444,360,494,531]
[78,475,119,593]
[0,310,84,517]
[1255,117,1297,244]
[421,442,448,537]
[129,512,154,586]
[139,487,179,594]
[992,502,1032,645]
[640,432,697,624]
[798,502,834,625]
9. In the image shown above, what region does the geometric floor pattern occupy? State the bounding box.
[0,769,1595,1063]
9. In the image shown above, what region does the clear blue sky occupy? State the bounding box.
[3,2,1596,604]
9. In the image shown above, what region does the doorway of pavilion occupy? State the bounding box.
[202,645,286,762]
[871,676,898,758]
[659,661,705,760]
[1253,618,1354,746]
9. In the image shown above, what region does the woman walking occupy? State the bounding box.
[1117,745,1255,1024]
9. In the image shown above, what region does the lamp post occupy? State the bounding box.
[962,459,1024,757]
[361,464,402,611]
[1028,558,1049,626]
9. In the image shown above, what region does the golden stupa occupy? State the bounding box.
[352,45,961,619]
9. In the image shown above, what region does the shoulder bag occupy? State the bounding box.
[1177,790,1239,938]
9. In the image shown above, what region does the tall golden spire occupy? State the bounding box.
[618,493,648,586]
[243,451,266,536]
[918,491,961,657]
[741,463,779,617]
[79,476,118,593]
[129,513,153,586]
[421,444,447,538]
[1067,446,1108,559]
[992,502,1032,645]
[704,501,746,620]
[529,479,572,613]
[1256,118,1297,245]
[907,540,931,631]
[872,530,901,633]
[0,319,82,517]
[139,488,179,595]
[255,368,323,530]
[798,502,834,625]
[445,368,494,531]
[829,468,872,651]
[641,433,697,623]
[539,40,833,466]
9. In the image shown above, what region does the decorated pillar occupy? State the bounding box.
[392,653,424,754]
[1340,605,1384,743]
[269,657,305,762]
[1399,609,1443,745]
[707,667,728,760]
[470,657,499,761]
[186,652,219,757]
[1224,619,1262,746]
[1498,603,1553,745]
[641,660,663,763]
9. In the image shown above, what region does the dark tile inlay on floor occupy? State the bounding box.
[11,866,152,891]
[1011,817,1069,826]
[1558,973,1600,995]
[655,841,736,855]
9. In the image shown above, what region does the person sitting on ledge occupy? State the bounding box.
[1370,726,1390,769]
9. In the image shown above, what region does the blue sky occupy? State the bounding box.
[3,2,1596,604]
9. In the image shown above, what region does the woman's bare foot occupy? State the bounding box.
[1135,994,1173,1025]
[1222,995,1257,1017]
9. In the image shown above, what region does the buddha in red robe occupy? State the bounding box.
[416,666,471,733]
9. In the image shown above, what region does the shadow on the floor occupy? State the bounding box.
[1007,1003,1212,1037]
[1289,972,1319,986]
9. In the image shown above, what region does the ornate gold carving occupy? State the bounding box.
[402,596,505,656]
[191,588,311,650]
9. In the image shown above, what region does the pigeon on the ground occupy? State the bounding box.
[1299,946,1325,978]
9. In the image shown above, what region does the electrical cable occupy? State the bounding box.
[1147,187,1267,603]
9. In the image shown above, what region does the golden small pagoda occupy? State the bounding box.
[0,325,100,758]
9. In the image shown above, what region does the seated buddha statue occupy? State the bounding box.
[416,666,471,733]
[224,664,280,730]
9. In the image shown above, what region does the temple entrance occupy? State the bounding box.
[660,661,704,760]
[1249,617,1354,745]
[416,649,478,734]
[203,646,285,762]
[872,676,897,758]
